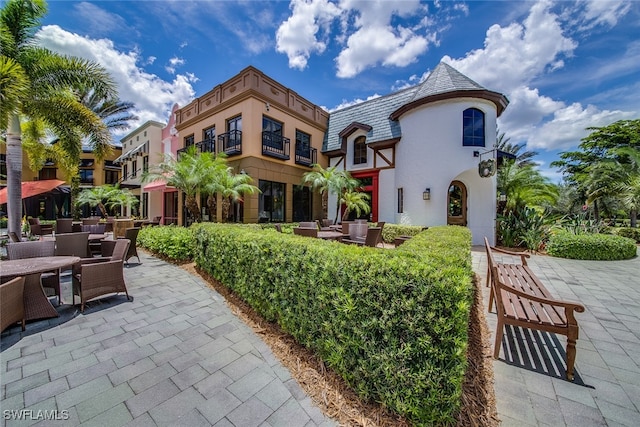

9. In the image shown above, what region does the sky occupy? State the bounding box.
[35,0,640,182]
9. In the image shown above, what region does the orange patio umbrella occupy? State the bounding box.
[0,179,66,205]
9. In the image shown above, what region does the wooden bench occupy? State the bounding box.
[484,237,585,381]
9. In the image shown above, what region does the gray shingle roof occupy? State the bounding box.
[323,62,493,152]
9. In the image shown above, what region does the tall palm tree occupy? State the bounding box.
[301,164,359,223]
[217,168,260,222]
[1,0,116,234]
[497,160,558,214]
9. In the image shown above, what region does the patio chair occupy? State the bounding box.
[293,227,317,238]
[55,218,74,234]
[1,277,26,332]
[321,219,334,228]
[274,223,283,233]
[343,227,382,247]
[120,227,140,264]
[7,240,61,305]
[376,222,386,247]
[72,239,131,312]
[28,218,53,236]
[55,232,91,259]
[81,218,100,226]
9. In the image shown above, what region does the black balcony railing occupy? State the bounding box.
[177,138,216,159]
[218,130,242,156]
[262,131,290,160]
[295,144,316,167]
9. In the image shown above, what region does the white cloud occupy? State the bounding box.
[330,93,382,111]
[36,25,196,135]
[440,0,636,153]
[573,0,631,31]
[72,2,134,37]
[276,0,341,70]
[165,57,186,74]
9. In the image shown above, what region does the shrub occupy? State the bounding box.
[192,223,473,425]
[137,225,195,262]
[497,206,549,250]
[547,232,637,260]
[616,227,640,243]
[380,223,425,243]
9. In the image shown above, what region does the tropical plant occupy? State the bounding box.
[340,190,370,221]
[301,164,359,223]
[497,159,558,215]
[141,146,210,222]
[216,169,260,222]
[496,205,550,250]
[495,131,539,166]
[1,0,116,234]
[75,184,138,217]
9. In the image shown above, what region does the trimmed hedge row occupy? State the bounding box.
[192,223,473,425]
[547,232,637,260]
[137,225,195,262]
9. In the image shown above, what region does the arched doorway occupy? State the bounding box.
[447,180,467,226]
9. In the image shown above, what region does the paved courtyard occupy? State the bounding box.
[0,252,335,426]
[472,246,640,427]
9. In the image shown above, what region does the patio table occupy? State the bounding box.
[317,231,344,240]
[0,256,80,320]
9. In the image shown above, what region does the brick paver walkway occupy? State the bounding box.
[1,252,335,426]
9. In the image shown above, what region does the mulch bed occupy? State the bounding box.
[178,258,497,426]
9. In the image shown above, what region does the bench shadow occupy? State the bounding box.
[500,325,593,389]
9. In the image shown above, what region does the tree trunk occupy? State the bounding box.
[71,176,82,220]
[186,195,201,222]
[631,208,638,228]
[593,199,600,221]
[222,197,230,222]
[6,115,23,235]
[207,194,217,222]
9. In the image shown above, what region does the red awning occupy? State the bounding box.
[143,180,169,192]
[0,179,66,204]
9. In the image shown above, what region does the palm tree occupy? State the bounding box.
[105,187,139,216]
[301,164,359,223]
[496,131,539,166]
[497,160,558,214]
[75,184,119,217]
[341,190,371,221]
[1,0,116,234]
[141,147,213,222]
[217,169,260,222]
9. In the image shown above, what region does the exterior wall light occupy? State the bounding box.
[423,188,431,200]
[499,193,507,202]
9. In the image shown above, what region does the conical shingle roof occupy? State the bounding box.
[410,62,485,102]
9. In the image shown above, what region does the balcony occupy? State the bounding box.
[176,138,216,159]
[295,145,317,167]
[262,132,290,160]
[218,130,242,156]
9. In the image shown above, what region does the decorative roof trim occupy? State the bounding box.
[338,122,372,138]
[368,137,400,150]
[389,89,509,120]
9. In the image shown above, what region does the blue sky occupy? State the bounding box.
[37,0,640,181]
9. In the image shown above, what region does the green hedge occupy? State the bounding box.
[380,223,425,243]
[616,227,640,243]
[547,232,637,260]
[137,225,195,262]
[192,223,473,425]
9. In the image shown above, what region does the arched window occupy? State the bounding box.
[353,136,367,165]
[462,108,485,147]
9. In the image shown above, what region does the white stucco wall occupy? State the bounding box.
[391,98,498,245]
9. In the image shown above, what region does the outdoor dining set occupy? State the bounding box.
[289,219,385,247]
[0,222,142,334]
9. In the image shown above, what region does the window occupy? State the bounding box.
[463,108,485,147]
[144,130,147,137]
[203,126,215,141]
[105,170,119,184]
[39,168,57,180]
[296,130,310,153]
[353,136,367,164]
[263,116,283,136]
[293,185,312,222]
[184,135,194,148]
[143,156,149,173]
[79,169,93,184]
[397,188,404,213]
[132,160,137,177]
[258,180,285,222]
[123,164,128,180]
[0,154,5,178]
[228,116,242,133]
[136,135,139,141]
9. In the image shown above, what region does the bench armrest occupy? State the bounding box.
[490,246,530,265]
[495,273,585,314]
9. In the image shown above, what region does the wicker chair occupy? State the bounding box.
[298,221,317,229]
[55,232,91,259]
[1,277,26,332]
[72,239,131,312]
[293,227,317,237]
[274,223,283,233]
[55,218,74,234]
[81,218,100,226]
[7,240,61,305]
[376,222,386,246]
[121,228,140,264]
[28,218,53,236]
[343,227,382,247]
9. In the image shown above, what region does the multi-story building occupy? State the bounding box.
[173,66,329,225]
[115,121,165,217]
[0,144,122,219]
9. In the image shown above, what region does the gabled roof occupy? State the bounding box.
[323,62,509,153]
